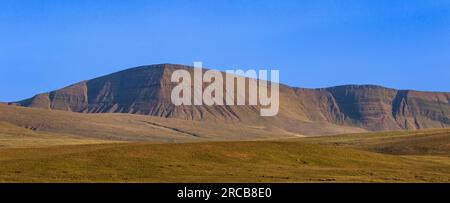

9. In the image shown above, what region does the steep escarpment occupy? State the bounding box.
[324,85,400,130]
[10,64,450,135]
[13,64,269,122]
[294,85,450,131]
[16,65,167,114]
[391,90,450,129]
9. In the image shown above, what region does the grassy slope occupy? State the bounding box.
[0,122,119,148]
[0,141,449,183]
[299,128,450,155]
[0,104,297,143]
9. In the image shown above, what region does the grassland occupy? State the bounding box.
[0,135,450,183]
[1,105,449,183]
[299,129,450,155]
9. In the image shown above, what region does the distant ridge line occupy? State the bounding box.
[9,63,450,135]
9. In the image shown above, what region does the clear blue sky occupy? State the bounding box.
[1,0,450,101]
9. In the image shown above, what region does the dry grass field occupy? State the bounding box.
[0,130,449,182]
[0,105,449,183]
[299,129,450,155]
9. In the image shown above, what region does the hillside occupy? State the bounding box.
[9,64,450,135]
[0,104,300,144]
[301,128,450,156]
[0,121,117,148]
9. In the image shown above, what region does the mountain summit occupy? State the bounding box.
[10,64,450,135]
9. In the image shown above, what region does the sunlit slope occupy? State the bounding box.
[0,141,449,183]
[300,128,450,155]
[0,104,297,144]
[0,122,118,148]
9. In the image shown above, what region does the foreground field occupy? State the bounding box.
[0,139,449,183]
[1,104,449,183]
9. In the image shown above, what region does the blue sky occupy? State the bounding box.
[1,0,450,101]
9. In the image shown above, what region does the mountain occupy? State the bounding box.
[9,64,450,136]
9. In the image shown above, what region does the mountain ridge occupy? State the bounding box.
[9,63,450,135]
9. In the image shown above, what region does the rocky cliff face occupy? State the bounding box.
[11,64,450,134]
[323,85,450,130]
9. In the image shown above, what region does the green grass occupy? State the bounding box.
[0,140,449,183]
